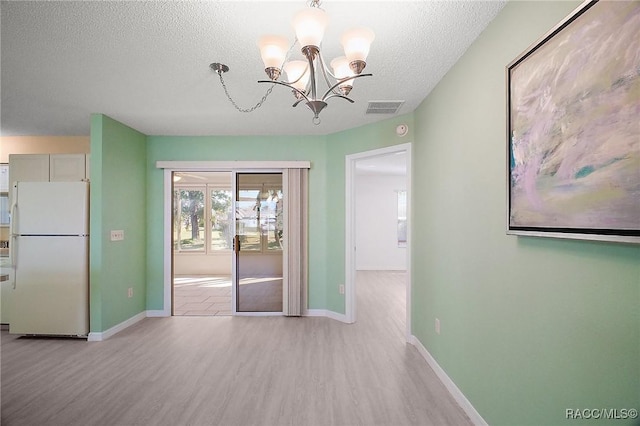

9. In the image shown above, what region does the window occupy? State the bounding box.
[174,188,205,251]
[211,189,232,251]
[0,194,8,226]
[264,188,284,251]
[236,186,283,253]
[397,190,407,247]
[173,186,232,253]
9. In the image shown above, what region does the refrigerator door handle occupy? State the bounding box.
[10,235,17,289]
[11,243,17,288]
[10,182,17,237]
[10,184,18,287]
[10,202,17,270]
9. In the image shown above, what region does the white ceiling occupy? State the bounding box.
[0,0,505,137]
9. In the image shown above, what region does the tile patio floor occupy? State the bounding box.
[173,275,232,316]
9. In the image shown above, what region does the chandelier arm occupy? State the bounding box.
[258,80,311,104]
[316,50,337,92]
[323,93,355,103]
[305,51,319,101]
[321,73,373,101]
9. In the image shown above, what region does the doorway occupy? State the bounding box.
[160,160,311,318]
[169,169,289,316]
[345,143,411,339]
[172,171,233,316]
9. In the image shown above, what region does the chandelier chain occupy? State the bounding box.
[217,72,275,113]
[216,41,298,113]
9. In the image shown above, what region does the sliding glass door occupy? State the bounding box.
[234,173,283,312]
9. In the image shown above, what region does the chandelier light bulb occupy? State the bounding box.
[258,35,289,78]
[330,56,354,95]
[341,27,375,73]
[284,60,310,92]
[292,7,328,50]
[330,56,353,80]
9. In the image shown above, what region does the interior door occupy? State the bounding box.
[234,173,283,312]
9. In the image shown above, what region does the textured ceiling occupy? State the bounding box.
[0,1,506,137]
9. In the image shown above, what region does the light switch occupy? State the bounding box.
[110,230,124,241]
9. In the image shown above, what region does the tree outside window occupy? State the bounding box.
[173,187,233,253]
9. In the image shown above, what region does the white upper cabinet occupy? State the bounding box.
[9,154,88,186]
[8,154,50,206]
[50,154,86,182]
[9,154,50,186]
[8,154,89,205]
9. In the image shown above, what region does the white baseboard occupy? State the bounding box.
[88,310,167,341]
[88,309,350,342]
[145,309,169,317]
[409,335,488,426]
[305,309,350,323]
[357,266,408,272]
[235,312,284,317]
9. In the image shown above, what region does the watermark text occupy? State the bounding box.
[566,408,638,420]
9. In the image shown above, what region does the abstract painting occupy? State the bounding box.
[507,0,640,243]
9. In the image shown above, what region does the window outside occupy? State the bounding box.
[398,190,407,247]
[173,187,233,253]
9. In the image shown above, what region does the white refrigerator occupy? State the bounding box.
[10,181,89,336]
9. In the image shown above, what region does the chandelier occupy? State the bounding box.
[211,0,374,125]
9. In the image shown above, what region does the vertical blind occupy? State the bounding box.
[283,168,309,316]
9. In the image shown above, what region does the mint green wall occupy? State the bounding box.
[144,118,413,314]
[90,114,147,332]
[145,135,328,310]
[325,115,414,312]
[411,2,640,425]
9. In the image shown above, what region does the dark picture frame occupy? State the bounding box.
[506,0,640,244]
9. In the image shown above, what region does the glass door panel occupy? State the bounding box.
[235,173,283,312]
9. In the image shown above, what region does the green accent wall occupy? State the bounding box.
[411,1,640,425]
[90,114,147,332]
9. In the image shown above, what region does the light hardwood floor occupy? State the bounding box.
[1,271,471,426]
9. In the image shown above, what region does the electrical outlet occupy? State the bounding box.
[339,284,345,295]
[127,287,133,298]
[110,230,124,241]
[435,318,441,335]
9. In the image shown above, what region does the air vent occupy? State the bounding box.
[366,100,404,115]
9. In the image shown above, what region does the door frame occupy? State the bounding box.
[345,144,412,340]
[157,161,310,316]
